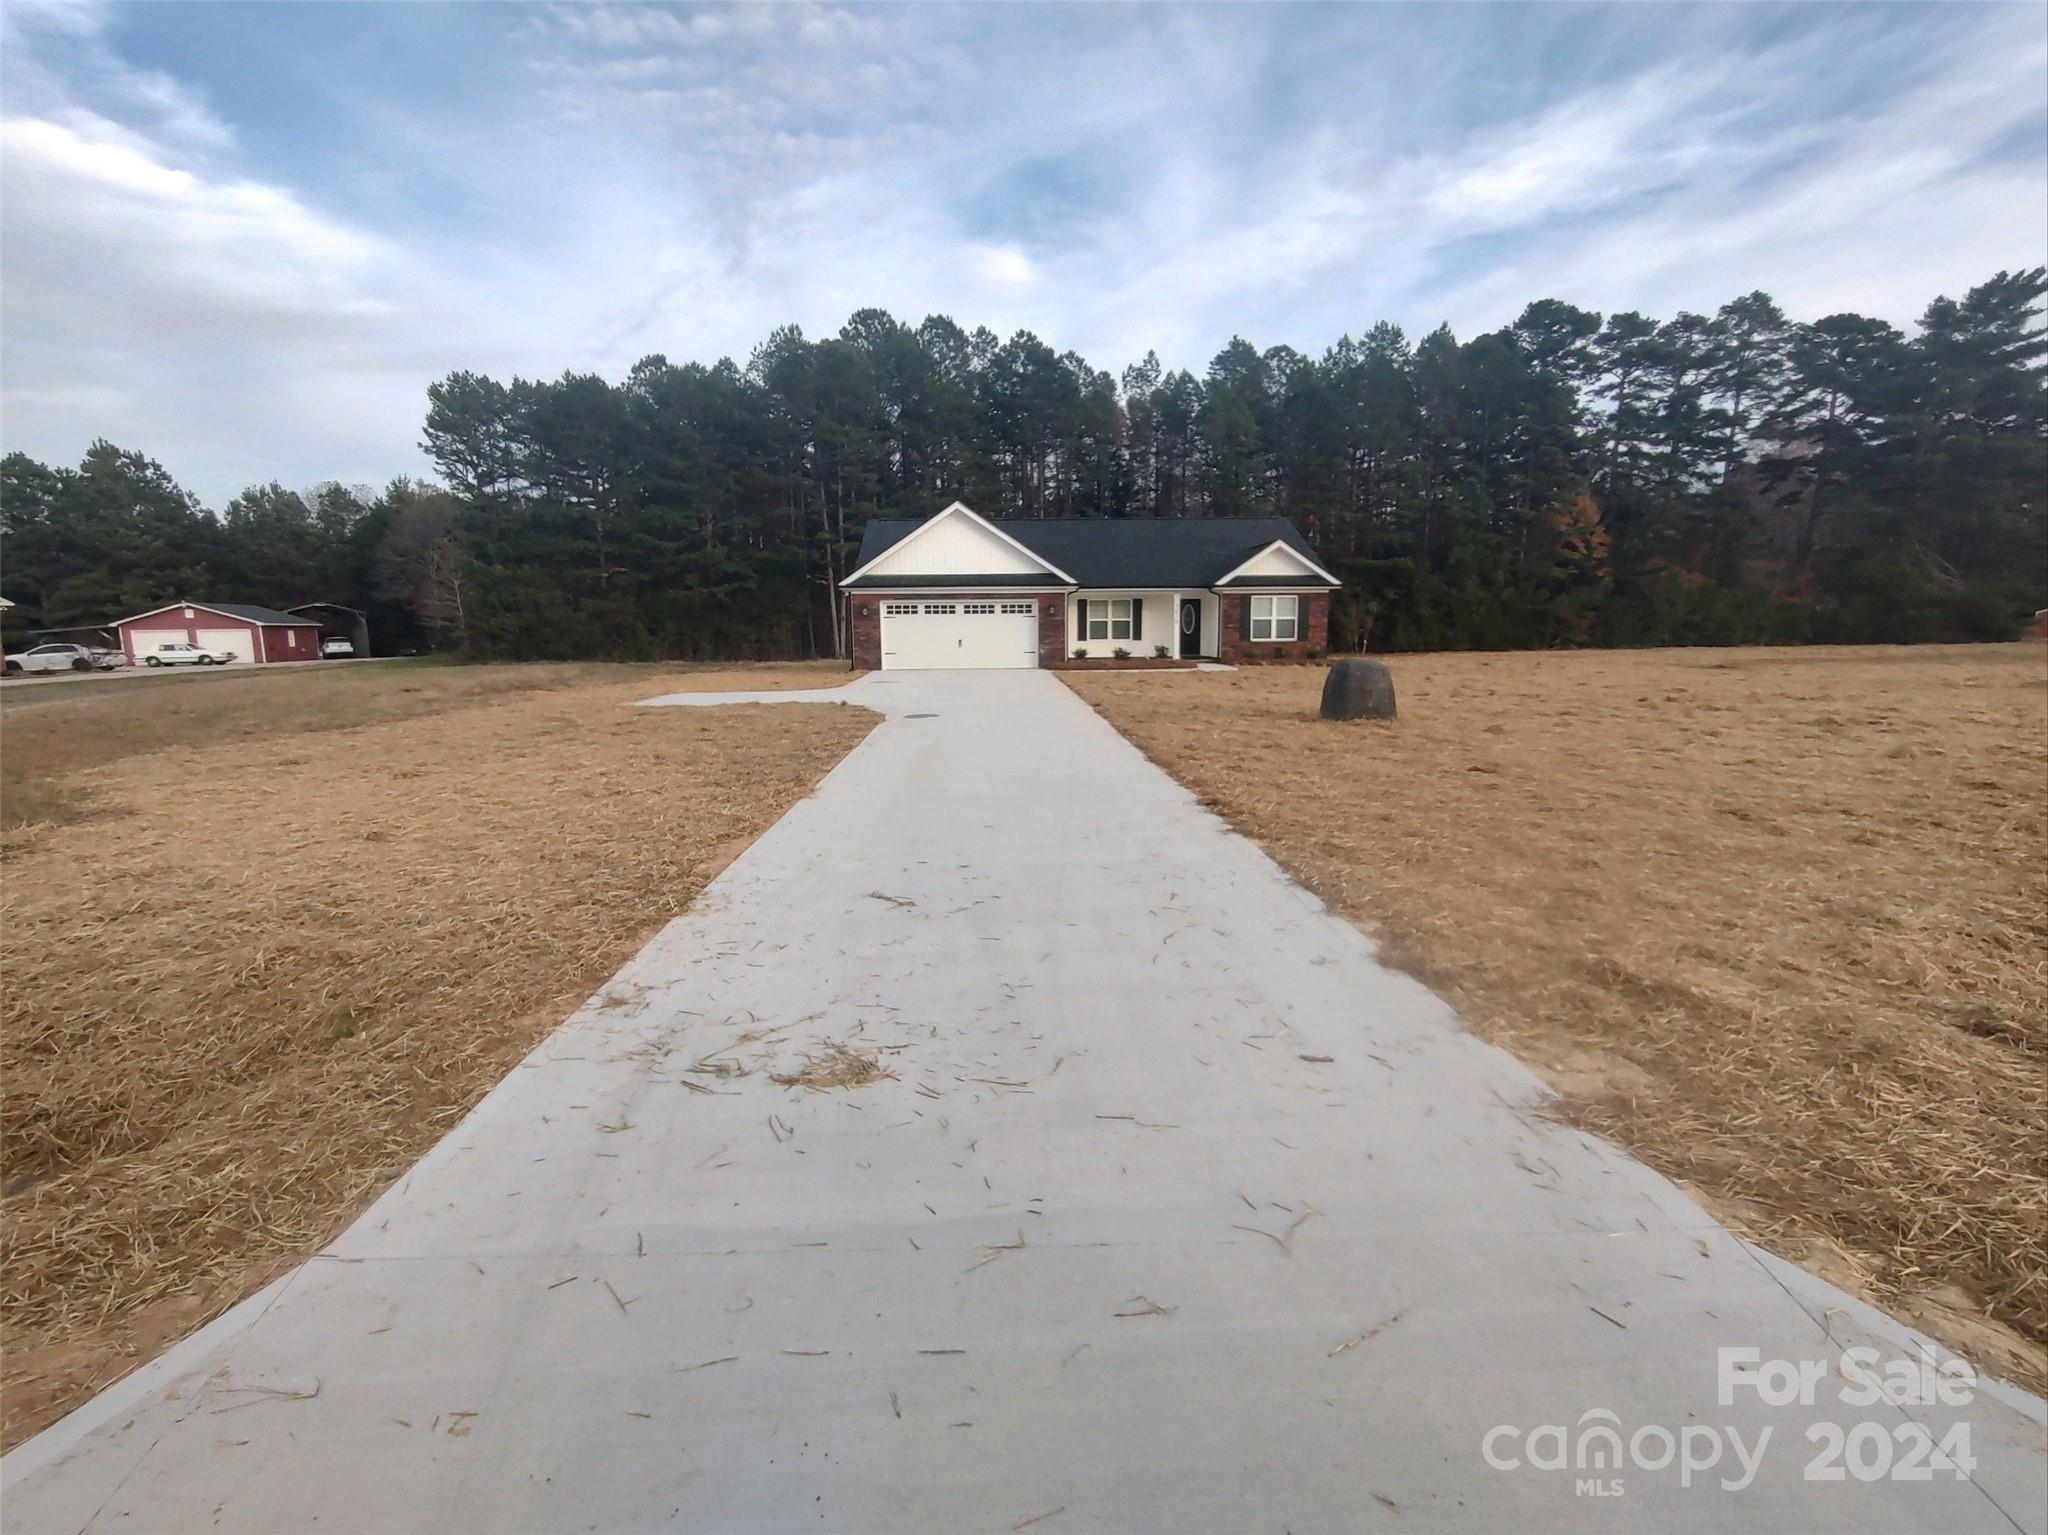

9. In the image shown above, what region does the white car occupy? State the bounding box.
[320,637,356,657]
[5,643,120,675]
[142,641,236,667]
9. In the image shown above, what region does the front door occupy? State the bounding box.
[1178,598,1203,658]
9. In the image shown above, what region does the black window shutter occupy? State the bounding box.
[1132,601,1142,642]
[1075,599,1088,641]
[1240,597,1252,642]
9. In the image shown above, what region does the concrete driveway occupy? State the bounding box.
[6,670,2041,1532]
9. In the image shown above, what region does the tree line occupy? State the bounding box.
[4,269,2042,657]
[0,453,455,655]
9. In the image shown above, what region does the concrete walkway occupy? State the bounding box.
[6,671,2041,1532]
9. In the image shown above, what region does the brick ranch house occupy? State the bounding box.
[842,503,1337,670]
[113,601,323,665]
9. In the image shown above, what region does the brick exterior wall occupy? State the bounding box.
[846,592,1069,669]
[1216,591,1330,663]
[850,599,881,669]
[850,590,1329,667]
[1037,593,1068,664]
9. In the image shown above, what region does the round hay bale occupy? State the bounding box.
[1320,658,1396,721]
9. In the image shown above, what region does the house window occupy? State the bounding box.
[1250,595,1299,641]
[287,631,298,648]
[1086,599,1134,641]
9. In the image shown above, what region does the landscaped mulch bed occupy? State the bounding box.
[1051,657,1196,670]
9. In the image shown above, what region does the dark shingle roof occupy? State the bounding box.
[110,600,325,628]
[844,572,1057,589]
[195,602,322,625]
[849,515,1334,589]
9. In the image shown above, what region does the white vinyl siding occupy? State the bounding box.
[1231,543,1322,580]
[1249,595,1299,642]
[863,513,1052,578]
[1069,593,1174,657]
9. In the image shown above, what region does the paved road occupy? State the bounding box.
[0,655,412,694]
[6,671,2041,1532]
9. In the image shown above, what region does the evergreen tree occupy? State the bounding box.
[4,275,2040,659]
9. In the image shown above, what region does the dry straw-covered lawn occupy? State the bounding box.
[0,659,869,1446]
[1067,644,2048,1387]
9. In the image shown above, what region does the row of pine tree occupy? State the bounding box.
[4,270,2042,658]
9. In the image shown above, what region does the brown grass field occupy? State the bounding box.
[1067,645,2048,1388]
[0,659,868,1446]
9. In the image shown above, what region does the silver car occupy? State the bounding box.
[4,643,118,674]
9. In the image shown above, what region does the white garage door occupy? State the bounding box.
[880,600,1037,670]
[193,626,252,662]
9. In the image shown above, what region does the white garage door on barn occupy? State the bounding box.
[193,626,253,662]
[881,600,1037,670]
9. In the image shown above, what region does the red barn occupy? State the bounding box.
[114,601,323,665]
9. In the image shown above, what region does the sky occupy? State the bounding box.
[2,1,2044,506]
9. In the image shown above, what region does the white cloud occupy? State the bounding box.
[976,246,1036,288]
[104,63,234,153]
[0,2,455,495]
[1,115,396,337]
[551,3,694,50]
[1,0,232,157]
[0,1,2042,504]
[1421,5,2048,333]
[1425,61,1756,230]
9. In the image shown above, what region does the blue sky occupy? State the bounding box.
[3,1,2044,505]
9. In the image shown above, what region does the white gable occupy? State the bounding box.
[865,510,1054,578]
[1232,542,1322,579]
